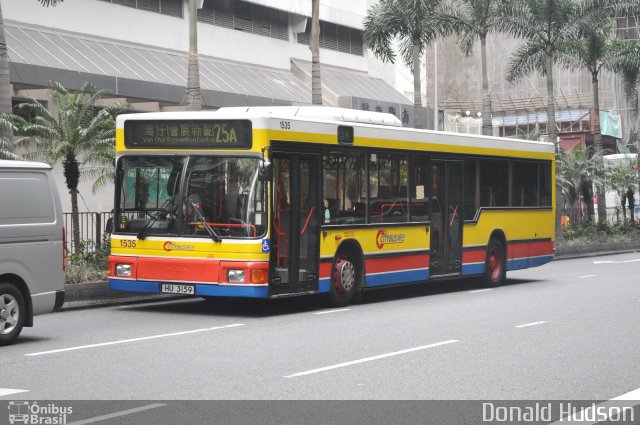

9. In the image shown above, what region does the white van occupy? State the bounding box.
[0,160,65,345]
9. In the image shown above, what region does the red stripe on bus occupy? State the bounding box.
[462,249,485,263]
[529,240,554,256]
[136,257,221,283]
[365,254,429,274]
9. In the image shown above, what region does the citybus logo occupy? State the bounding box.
[163,241,195,252]
[375,229,406,249]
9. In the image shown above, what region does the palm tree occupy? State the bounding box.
[310,0,322,105]
[0,81,119,253]
[0,1,64,154]
[186,0,202,110]
[498,0,636,236]
[442,0,503,135]
[606,159,638,222]
[0,137,19,159]
[557,145,603,227]
[364,0,444,129]
[556,17,640,222]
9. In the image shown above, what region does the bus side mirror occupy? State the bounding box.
[259,163,272,181]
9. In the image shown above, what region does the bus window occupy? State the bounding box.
[369,152,408,223]
[180,156,266,238]
[512,161,539,206]
[116,156,185,235]
[464,159,479,219]
[410,156,429,221]
[480,159,509,207]
[323,151,366,224]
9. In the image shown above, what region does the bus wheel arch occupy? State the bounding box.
[483,230,507,286]
[328,239,364,306]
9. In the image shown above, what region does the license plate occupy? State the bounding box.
[161,284,195,295]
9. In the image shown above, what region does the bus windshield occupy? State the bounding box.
[115,155,267,238]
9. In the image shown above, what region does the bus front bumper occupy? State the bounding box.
[109,278,269,298]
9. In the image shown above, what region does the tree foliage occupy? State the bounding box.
[0,81,122,252]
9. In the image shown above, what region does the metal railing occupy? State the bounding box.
[63,211,111,254]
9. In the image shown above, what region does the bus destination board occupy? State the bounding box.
[124,120,252,149]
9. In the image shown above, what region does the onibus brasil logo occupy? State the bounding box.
[8,401,72,424]
[375,229,406,249]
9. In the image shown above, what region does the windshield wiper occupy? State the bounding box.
[185,197,222,242]
[137,197,175,240]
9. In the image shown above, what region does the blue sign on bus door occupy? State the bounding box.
[262,239,271,253]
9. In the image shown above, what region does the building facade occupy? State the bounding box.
[1,0,410,214]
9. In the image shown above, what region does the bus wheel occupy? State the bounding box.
[0,282,26,346]
[483,238,506,286]
[328,254,358,307]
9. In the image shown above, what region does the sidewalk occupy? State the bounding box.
[61,242,640,310]
[62,281,183,310]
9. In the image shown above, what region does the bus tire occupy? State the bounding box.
[0,282,26,346]
[327,252,360,307]
[483,238,506,287]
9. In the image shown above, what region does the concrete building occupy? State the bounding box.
[1,0,410,214]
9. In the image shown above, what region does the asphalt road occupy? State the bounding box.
[1,252,640,420]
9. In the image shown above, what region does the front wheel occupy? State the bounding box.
[0,282,26,346]
[327,253,360,307]
[483,238,506,286]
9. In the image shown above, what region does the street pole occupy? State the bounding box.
[433,41,438,131]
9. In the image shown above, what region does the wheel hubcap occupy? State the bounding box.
[0,293,19,335]
[333,258,355,295]
[490,250,501,281]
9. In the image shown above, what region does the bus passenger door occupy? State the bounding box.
[429,161,463,276]
[270,153,321,295]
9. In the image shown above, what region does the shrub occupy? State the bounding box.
[65,240,110,284]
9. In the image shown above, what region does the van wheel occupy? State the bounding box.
[483,238,506,287]
[327,252,360,307]
[0,282,26,346]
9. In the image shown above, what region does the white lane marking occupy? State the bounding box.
[579,275,596,278]
[551,387,640,424]
[283,340,459,378]
[0,388,29,397]
[593,259,640,264]
[313,308,350,315]
[612,387,640,401]
[469,289,493,293]
[67,403,166,425]
[514,321,547,328]
[25,324,245,357]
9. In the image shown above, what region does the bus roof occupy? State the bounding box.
[116,106,555,158]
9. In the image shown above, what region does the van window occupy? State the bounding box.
[0,171,55,225]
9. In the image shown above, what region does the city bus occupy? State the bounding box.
[108,106,555,306]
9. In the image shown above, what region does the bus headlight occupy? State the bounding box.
[227,269,245,283]
[115,264,132,277]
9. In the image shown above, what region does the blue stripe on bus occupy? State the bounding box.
[507,258,528,271]
[528,255,553,268]
[109,279,269,298]
[319,278,331,293]
[365,268,429,287]
[462,263,485,276]
[110,279,159,293]
[507,255,554,271]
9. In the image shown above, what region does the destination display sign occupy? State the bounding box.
[124,120,252,149]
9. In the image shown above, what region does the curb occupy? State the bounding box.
[554,241,640,260]
[61,244,640,310]
[62,281,184,310]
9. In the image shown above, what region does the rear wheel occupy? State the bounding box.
[483,238,506,286]
[327,252,360,307]
[0,282,26,346]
